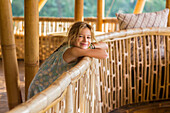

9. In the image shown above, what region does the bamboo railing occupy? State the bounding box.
[13,17,119,36]
[8,27,170,113]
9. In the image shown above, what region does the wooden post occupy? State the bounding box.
[38,0,47,12]
[96,0,104,31]
[24,0,39,100]
[74,0,84,22]
[133,0,146,14]
[0,0,22,109]
[166,0,170,26]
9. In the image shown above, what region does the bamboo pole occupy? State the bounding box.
[96,0,105,31]
[24,0,39,100]
[133,0,146,14]
[65,84,74,113]
[74,0,84,22]
[38,0,47,12]
[0,0,22,109]
[166,0,170,26]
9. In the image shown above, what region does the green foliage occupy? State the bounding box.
[12,0,24,16]
[12,0,166,17]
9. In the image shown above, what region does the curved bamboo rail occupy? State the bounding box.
[7,27,170,113]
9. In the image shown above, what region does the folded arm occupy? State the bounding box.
[63,42,108,63]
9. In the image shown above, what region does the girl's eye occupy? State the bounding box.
[87,36,91,39]
[79,35,83,38]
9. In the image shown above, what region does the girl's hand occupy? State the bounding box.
[92,41,108,50]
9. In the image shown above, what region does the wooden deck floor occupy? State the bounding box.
[0,60,25,113]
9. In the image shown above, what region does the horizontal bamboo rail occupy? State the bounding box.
[7,27,170,113]
[13,16,119,36]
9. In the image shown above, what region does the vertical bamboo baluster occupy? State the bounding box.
[163,35,167,100]
[114,41,119,108]
[133,0,146,14]
[150,35,154,100]
[65,84,74,113]
[106,42,111,111]
[74,0,84,22]
[122,40,126,105]
[154,35,159,99]
[108,42,113,109]
[157,35,162,99]
[99,59,105,112]
[74,82,79,112]
[93,59,101,113]
[52,21,55,33]
[0,0,22,109]
[43,21,45,36]
[89,64,94,113]
[129,38,134,104]
[103,54,109,111]
[120,40,123,107]
[158,35,166,99]
[84,73,88,113]
[144,35,151,102]
[79,77,85,113]
[136,37,139,103]
[127,39,131,105]
[148,36,151,101]
[97,0,104,31]
[24,0,39,100]
[143,35,147,101]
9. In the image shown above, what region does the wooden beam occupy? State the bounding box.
[0,0,22,109]
[133,0,146,14]
[166,0,170,26]
[97,0,105,31]
[24,0,39,100]
[74,0,84,21]
[38,0,47,12]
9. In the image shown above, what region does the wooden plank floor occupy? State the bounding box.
[0,59,25,113]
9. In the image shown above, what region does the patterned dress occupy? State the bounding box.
[27,44,78,99]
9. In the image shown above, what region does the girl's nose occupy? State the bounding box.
[83,36,88,41]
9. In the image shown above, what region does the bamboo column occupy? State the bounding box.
[166,0,170,26]
[38,0,47,12]
[96,0,105,31]
[24,0,39,100]
[133,0,146,14]
[74,0,84,22]
[0,0,22,109]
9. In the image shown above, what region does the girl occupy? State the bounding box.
[28,21,108,99]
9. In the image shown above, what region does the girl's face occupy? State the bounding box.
[74,28,92,49]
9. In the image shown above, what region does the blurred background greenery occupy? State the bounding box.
[12,0,166,17]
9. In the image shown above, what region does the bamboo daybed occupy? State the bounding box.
[8,27,170,113]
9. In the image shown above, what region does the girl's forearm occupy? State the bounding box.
[85,48,108,59]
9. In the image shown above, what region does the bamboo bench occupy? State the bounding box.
[7,27,170,113]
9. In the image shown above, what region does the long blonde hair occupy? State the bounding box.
[54,21,96,52]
